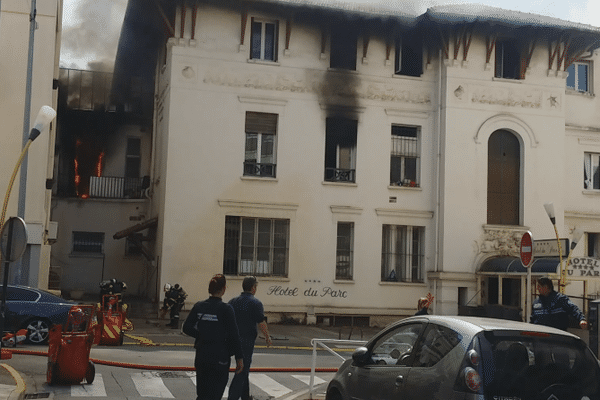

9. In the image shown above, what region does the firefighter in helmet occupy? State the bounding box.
[161,283,187,328]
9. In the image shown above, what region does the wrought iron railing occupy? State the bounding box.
[89,176,145,199]
[244,162,276,178]
[325,168,355,183]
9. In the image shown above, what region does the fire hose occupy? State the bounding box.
[4,348,339,373]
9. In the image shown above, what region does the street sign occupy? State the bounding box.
[520,231,533,267]
[533,238,569,257]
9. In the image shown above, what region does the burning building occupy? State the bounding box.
[102,0,600,324]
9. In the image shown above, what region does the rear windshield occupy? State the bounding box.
[478,330,600,399]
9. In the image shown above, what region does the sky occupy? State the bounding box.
[59,0,600,71]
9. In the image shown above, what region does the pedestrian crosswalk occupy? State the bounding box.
[59,371,331,399]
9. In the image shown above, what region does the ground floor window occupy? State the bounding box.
[223,216,289,277]
[72,231,104,254]
[381,224,424,282]
[336,222,354,280]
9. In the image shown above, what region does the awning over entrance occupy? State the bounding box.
[479,256,559,274]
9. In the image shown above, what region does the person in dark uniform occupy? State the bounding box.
[227,276,271,400]
[162,283,187,329]
[530,277,588,331]
[183,274,244,400]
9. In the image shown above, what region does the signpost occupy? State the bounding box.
[521,231,533,323]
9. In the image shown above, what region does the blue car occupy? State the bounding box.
[0,285,76,344]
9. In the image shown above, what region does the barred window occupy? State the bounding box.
[223,216,289,277]
[72,231,104,254]
[381,225,424,282]
[391,125,419,187]
[336,222,354,280]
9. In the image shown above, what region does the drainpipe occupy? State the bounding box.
[433,49,444,315]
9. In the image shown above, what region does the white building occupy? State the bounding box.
[109,0,600,325]
[0,0,62,289]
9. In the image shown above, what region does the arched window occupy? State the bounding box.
[488,130,520,225]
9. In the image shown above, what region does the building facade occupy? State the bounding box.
[115,0,600,325]
[0,0,62,289]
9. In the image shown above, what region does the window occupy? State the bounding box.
[250,19,278,61]
[588,233,600,258]
[584,152,600,190]
[125,137,141,178]
[487,130,520,225]
[567,61,591,93]
[395,31,423,77]
[370,323,424,366]
[336,222,354,280]
[330,26,357,70]
[72,231,104,254]
[223,216,289,277]
[495,38,522,80]
[126,233,143,256]
[412,323,462,368]
[325,117,357,182]
[390,125,419,187]
[244,112,277,178]
[381,225,424,283]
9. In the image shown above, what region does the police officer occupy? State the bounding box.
[162,284,187,328]
[183,274,243,400]
[530,277,588,331]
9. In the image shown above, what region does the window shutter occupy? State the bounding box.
[245,112,277,134]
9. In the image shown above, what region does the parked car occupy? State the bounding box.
[0,285,76,344]
[325,315,600,400]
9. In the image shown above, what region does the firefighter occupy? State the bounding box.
[162,283,187,328]
[99,279,127,310]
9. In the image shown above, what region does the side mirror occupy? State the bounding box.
[352,346,370,366]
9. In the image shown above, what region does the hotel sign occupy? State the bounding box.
[567,257,600,278]
[533,239,569,257]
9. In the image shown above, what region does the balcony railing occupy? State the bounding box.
[325,168,355,183]
[244,162,276,178]
[89,176,145,199]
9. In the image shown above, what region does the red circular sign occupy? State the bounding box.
[520,231,533,267]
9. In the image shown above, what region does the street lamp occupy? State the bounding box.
[544,202,566,293]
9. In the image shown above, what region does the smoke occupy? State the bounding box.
[60,0,128,72]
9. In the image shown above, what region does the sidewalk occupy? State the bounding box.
[0,363,24,400]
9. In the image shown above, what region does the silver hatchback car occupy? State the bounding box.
[325,315,600,400]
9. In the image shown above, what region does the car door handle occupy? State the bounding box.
[395,375,404,387]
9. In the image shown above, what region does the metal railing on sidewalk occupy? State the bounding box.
[309,338,366,399]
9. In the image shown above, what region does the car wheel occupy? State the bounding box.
[26,319,51,344]
[85,361,95,384]
[326,388,343,400]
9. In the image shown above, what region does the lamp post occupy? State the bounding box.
[544,202,566,293]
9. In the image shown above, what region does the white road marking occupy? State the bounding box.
[71,374,107,397]
[131,371,174,398]
[249,373,292,397]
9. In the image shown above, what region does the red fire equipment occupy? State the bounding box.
[47,305,96,385]
[97,294,133,346]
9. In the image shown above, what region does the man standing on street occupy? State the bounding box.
[530,277,588,331]
[228,276,272,400]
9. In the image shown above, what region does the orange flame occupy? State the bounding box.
[96,152,104,177]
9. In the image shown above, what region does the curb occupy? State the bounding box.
[0,364,25,400]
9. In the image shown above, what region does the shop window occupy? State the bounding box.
[390,125,419,187]
[381,224,424,283]
[244,112,277,178]
[336,222,354,280]
[487,130,520,225]
[223,216,289,277]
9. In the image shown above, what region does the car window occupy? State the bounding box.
[3,287,39,302]
[480,331,600,399]
[369,323,424,366]
[412,323,462,368]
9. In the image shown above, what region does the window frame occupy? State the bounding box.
[329,25,358,70]
[495,38,522,80]
[125,137,141,179]
[567,61,592,94]
[222,216,289,277]
[381,224,425,283]
[324,117,358,183]
[250,18,278,62]
[390,125,420,187]
[336,222,354,280]
[244,112,278,178]
[394,31,423,77]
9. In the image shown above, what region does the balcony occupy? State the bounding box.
[325,168,355,183]
[243,162,276,178]
[89,176,147,199]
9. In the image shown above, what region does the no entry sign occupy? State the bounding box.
[520,231,533,267]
